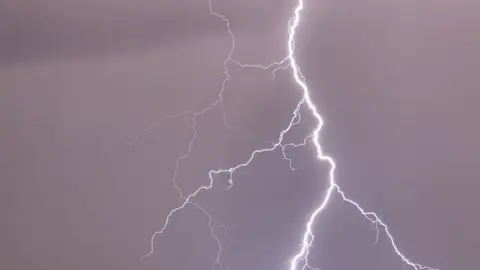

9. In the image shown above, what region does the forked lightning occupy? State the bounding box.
[143,1,439,270]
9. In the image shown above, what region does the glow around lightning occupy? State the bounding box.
[143,1,439,270]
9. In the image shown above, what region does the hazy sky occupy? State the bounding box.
[2,1,479,270]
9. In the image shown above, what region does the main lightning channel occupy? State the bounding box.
[286,2,438,270]
[143,1,439,270]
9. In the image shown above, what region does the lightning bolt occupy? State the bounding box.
[142,1,440,270]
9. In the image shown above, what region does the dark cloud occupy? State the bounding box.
[0,0,294,65]
[0,0,220,65]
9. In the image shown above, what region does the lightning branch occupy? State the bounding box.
[142,1,439,270]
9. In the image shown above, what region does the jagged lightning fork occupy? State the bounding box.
[143,1,439,270]
[286,1,438,270]
[142,0,288,267]
[141,0,238,265]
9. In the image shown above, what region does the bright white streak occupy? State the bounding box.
[143,1,439,270]
[286,1,438,270]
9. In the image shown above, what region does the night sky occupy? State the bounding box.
[2,1,479,270]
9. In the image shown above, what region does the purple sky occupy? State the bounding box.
[2,1,479,269]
